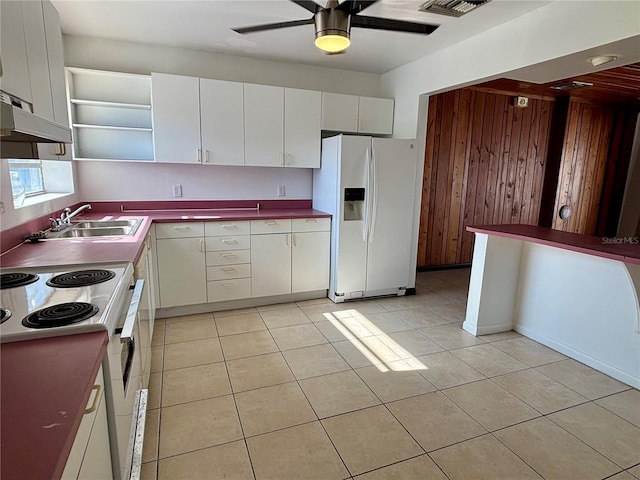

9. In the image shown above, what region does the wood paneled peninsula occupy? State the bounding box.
[463,224,640,388]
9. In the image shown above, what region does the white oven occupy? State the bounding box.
[104,278,149,480]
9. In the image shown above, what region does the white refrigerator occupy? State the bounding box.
[313,135,418,303]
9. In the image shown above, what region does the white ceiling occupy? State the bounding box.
[52,0,552,74]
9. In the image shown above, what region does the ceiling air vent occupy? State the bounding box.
[419,0,490,18]
[549,81,593,91]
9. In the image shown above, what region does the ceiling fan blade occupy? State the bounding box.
[351,15,439,35]
[233,18,314,34]
[290,0,321,13]
[337,1,379,14]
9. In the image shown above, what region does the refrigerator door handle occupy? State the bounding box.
[363,146,371,242]
[369,146,379,243]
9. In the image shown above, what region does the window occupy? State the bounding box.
[6,159,74,208]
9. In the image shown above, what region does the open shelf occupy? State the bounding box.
[66,68,154,162]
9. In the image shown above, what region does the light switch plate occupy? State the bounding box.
[173,184,182,198]
[277,185,285,197]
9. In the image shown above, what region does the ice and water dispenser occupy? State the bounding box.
[344,188,365,221]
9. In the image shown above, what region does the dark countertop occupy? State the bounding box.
[0,331,109,480]
[467,224,640,265]
[1,207,330,268]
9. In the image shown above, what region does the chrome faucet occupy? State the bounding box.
[49,204,91,231]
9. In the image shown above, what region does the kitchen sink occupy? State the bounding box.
[46,218,143,239]
[72,220,140,229]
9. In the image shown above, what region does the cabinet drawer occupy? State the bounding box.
[205,221,250,236]
[155,222,204,239]
[207,263,250,281]
[206,235,250,251]
[292,217,330,232]
[206,249,251,266]
[251,219,292,234]
[207,278,251,302]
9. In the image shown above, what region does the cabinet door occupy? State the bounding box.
[244,83,284,167]
[156,237,207,307]
[42,0,69,127]
[152,73,201,164]
[22,0,54,121]
[284,88,321,168]
[200,78,244,166]
[292,231,330,293]
[321,92,358,132]
[251,234,291,297]
[0,1,32,102]
[358,96,394,135]
[76,392,113,480]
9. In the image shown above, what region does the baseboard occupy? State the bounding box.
[417,264,471,272]
[463,320,514,336]
[155,290,328,319]
[516,325,639,389]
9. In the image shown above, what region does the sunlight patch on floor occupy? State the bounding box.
[323,310,428,373]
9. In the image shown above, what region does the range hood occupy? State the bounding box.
[1,93,72,144]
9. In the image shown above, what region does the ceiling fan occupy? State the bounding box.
[232,0,440,54]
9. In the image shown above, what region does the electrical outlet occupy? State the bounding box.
[0,202,5,214]
[277,185,286,197]
[172,184,182,198]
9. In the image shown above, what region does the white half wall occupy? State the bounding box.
[76,161,312,201]
[63,35,382,97]
[381,1,640,139]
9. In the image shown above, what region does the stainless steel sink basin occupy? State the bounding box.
[73,220,140,229]
[46,218,143,239]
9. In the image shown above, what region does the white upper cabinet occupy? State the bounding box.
[244,83,285,167]
[284,88,321,168]
[200,78,244,166]
[22,0,53,121]
[152,73,201,164]
[322,92,394,135]
[244,84,321,168]
[42,0,68,127]
[358,96,394,135]
[0,1,32,102]
[321,93,358,132]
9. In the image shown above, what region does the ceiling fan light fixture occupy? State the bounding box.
[315,33,351,53]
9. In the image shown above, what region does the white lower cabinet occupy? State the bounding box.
[292,231,331,293]
[251,218,330,297]
[154,218,329,307]
[251,233,292,297]
[156,231,207,308]
[62,367,112,480]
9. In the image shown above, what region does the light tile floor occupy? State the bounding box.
[142,268,640,480]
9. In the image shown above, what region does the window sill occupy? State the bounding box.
[17,192,73,209]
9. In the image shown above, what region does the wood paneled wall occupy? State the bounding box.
[552,100,638,236]
[418,89,555,267]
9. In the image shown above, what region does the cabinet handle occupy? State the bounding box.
[145,235,151,251]
[199,239,205,253]
[285,153,291,165]
[222,283,236,288]
[84,384,102,415]
[306,219,317,224]
[221,253,237,258]
[222,224,237,229]
[173,225,189,231]
[222,239,237,245]
[265,221,277,226]
[279,152,284,166]
[292,234,297,247]
[196,149,202,163]
[286,234,290,247]
[55,143,66,156]
[205,150,210,163]
[221,267,236,272]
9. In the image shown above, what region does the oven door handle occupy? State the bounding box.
[121,279,145,343]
